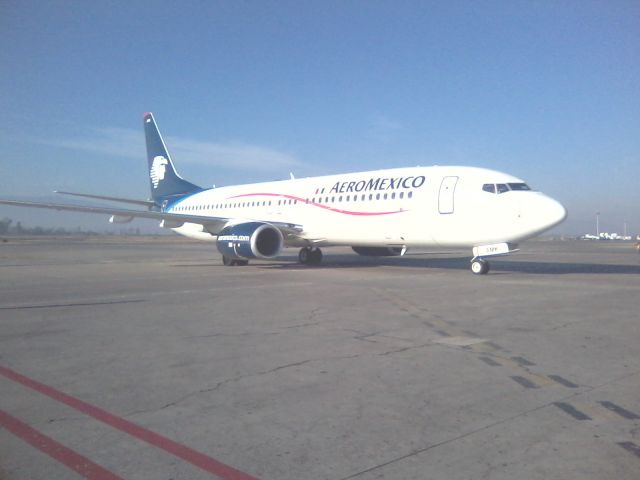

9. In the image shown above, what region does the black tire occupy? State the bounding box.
[309,248,323,265]
[471,259,489,275]
[222,255,237,266]
[298,248,311,264]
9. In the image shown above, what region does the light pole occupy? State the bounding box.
[596,211,600,237]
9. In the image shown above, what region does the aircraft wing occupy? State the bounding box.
[54,191,156,207]
[0,199,303,237]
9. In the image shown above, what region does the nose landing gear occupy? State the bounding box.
[470,242,519,275]
[470,258,490,275]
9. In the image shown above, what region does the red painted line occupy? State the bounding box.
[227,192,405,216]
[0,366,259,480]
[0,409,123,480]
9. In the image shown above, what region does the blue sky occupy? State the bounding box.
[1,1,638,234]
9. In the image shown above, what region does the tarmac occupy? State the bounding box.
[1,236,639,480]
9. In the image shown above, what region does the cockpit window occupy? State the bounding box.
[483,182,533,194]
[507,183,531,191]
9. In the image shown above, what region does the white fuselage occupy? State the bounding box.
[166,166,567,249]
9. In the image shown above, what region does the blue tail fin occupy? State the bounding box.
[143,112,202,206]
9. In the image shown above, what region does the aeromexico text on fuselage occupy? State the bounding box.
[321,174,426,195]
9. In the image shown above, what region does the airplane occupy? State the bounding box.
[0,113,567,274]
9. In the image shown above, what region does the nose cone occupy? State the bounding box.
[518,194,567,239]
[543,197,568,229]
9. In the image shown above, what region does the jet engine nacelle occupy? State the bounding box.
[216,222,283,260]
[352,246,404,257]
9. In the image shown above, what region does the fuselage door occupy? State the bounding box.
[438,176,458,214]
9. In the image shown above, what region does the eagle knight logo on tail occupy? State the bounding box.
[150,156,169,188]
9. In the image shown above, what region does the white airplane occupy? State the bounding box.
[0,113,567,274]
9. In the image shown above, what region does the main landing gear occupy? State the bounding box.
[222,255,249,266]
[298,247,323,265]
[470,258,490,275]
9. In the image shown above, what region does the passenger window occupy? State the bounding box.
[391,192,396,199]
[496,184,509,194]
[399,192,404,199]
[482,184,496,194]
[383,193,388,200]
[408,192,413,199]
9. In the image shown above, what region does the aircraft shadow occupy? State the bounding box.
[256,255,640,275]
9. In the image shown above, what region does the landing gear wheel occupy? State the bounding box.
[309,248,323,265]
[471,259,490,275]
[222,256,247,266]
[299,247,323,265]
[298,247,311,264]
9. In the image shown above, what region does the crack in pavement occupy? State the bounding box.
[184,331,280,339]
[376,343,433,356]
[183,309,326,340]
[342,328,383,343]
[127,340,440,417]
[126,354,364,416]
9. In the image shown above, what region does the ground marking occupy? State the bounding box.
[0,365,259,480]
[0,409,123,480]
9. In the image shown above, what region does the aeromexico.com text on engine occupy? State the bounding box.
[218,234,251,242]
